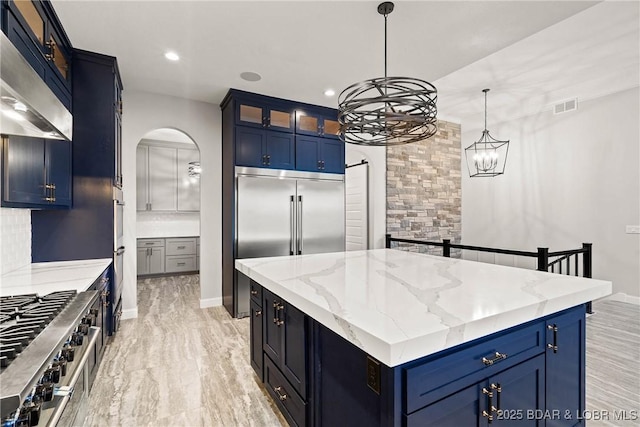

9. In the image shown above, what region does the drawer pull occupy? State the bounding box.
[177,246,186,249]
[251,290,258,296]
[145,242,153,245]
[482,352,507,366]
[255,310,262,317]
[274,386,287,401]
[177,262,186,266]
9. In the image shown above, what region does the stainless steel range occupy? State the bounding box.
[0,290,100,427]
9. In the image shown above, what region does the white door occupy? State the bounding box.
[345,163,368,251]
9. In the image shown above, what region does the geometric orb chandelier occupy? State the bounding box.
[337,2,438,147]
[464,88,510,177]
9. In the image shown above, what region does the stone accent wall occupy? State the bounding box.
[386,120,462,255]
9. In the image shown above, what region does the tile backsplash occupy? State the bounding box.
[136,211,200,238]
[0,208,31,274]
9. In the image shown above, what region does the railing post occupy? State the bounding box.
[537,247,549,272]
[443,239,451,257]
[385,234,391,249]
[583,243,593,314]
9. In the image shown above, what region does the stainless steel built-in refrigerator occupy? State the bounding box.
[233,167,345,317]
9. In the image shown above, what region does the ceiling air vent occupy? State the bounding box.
[553,98,578,115]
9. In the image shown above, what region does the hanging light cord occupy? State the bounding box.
[384,11,388,79]
[483,88,489,132]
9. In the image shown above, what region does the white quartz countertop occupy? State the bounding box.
[0,259,112,297]
[236,249,612,367]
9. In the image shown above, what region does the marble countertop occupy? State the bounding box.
[0,258,112,297]
[236,249,612,367]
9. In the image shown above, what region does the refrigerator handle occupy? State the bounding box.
[297,195,303,255]
[290,195,295,255]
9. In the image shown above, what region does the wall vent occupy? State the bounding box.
[553,98,578,115]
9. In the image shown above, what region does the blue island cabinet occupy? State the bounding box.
[247,278,586,427]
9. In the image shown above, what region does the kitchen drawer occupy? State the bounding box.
[264,355,306,427]
[404,319,546,414]
[137,238,165,248]
[250,280,262,305]
[166,238,196,255]
[165,255,197,273]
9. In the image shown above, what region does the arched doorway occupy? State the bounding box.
[134,128,201,309]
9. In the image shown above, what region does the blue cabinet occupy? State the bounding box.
[2,0,73,110]
[1,135,71,208]
[546,307,586,427]
[296,136,344,174]
[295,110,340,140]
[236,127,295,169]
[406,354,545,426]
[221,89,345,174]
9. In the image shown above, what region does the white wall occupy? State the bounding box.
[121,91,221,317]
[462,87,640,297]
[136,211,200,238]
[0,208,31,274]
[345,145,386,249]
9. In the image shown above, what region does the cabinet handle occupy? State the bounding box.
[177,246,186,249]
[103,300,110,307]
[490,383,501,411]
[255,310,262,317]
[45,39,55,61]
[482,387,494,423]
[547,324,558,353]
[266,155,270,166]
[273,386,287,401]
[177,262,186,266]
[145,242,154,245]
[321,160,325,170]
[482,352,507,366]
[265,117,271,128]
[273,302,284,326]
[262,155,267,165]
[250,290,258,296]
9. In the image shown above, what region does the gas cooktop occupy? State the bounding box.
[0,291,77,370]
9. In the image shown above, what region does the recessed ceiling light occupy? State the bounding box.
[240,72,262,82]
[164,51,180,61]
[324,89,335,97]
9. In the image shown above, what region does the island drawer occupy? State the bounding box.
[166,238,197,255]
[137,238,165,248]
[264,356,306,427]
[250,280,262,304]
[165,255,197,273]
[404,319,546,414]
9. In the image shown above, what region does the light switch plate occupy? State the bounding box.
[626,225,640,234]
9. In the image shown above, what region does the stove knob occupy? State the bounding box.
[82,316,93,326]
[71,332,84,346]
[15,408,30,427]
[53,357,67,377]
[23,401,40,427]
[44,366,60,383]
[62,346,75,362]
[34,383,53,402]
[78,323,90,335]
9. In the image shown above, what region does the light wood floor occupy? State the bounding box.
[85,275,639,426]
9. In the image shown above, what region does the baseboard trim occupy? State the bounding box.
[121,307,138,320]
[601,293,640,306]
[200,297,222,309]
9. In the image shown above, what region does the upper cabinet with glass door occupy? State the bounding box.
[2,0,73,110]
[295,110,341,140]
[233,95,295,134]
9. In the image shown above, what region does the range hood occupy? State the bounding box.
[0,32,72,141]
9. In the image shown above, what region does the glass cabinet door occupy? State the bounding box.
[237,102,294,132]
[45,32,70,81]
[13,0,45,46]
[296,111,340,139]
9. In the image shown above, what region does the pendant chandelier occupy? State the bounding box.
[464,89,510,177]
[337,2,438,147]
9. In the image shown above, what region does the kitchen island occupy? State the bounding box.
[236,249,611,427]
